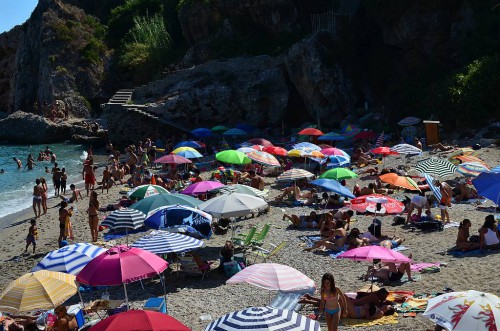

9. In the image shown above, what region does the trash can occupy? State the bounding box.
[144,297,167,314]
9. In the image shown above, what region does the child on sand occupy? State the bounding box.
[25,219,38,254]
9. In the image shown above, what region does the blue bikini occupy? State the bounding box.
[324,307,340,315]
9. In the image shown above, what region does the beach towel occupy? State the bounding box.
[443,222,460,229]
[448,249,487,257]
[341,313,398,327]
[410,263,440,272]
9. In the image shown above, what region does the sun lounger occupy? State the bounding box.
[268,287,315,312]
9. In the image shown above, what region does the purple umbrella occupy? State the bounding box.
[181,181,225,196]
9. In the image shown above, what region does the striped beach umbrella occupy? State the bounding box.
[247,151,280,167]
[277,168,314,181]
[172,146,198,154]
[457,162,490,177]
[128,184,169,200]
[219,184,268,198]
[237,147,256,154]
[206,306,320,331]
[292,142,321,151]
[101,208,146,230]
[491,165,500,173]
[0,271,77,313]
[390,143,422,155]
[423,173,442,201]
[326,155,351,168]
[454,155,487,166]
[131,230,204,254]
[226,263,315,291]
[320,147,350,158]
[32,243,105,275]
[320,168,358,180]
[398,116,421,126]
[415,158,457,178]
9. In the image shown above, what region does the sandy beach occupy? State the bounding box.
[0,145,499,331]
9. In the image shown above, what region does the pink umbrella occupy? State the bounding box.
[76,245,168,308]
[226,263,315,292]
[337,246,411,263]
[154,154,192,164]
[320,148,350,158]
[349,194,404,214]
[181,181,225,195]
[248,138,274,147]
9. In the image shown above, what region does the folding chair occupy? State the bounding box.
[233,227,256,247]
[251,223,271,246]
[178,254,212,280]
[249,241,288,263]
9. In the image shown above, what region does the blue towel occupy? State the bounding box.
[449,249,486,257]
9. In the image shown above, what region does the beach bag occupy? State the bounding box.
[415,221,443,231]
[223,261,241,277]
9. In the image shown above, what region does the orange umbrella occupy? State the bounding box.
[298,128,324,136]
[379,173,420,191]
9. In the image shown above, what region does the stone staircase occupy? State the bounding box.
[108,89,133,105]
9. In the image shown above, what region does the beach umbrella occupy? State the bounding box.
[298,128,323,136]
[277,168,314,182]
[416,158,457,178]
[131,230,205,255]
[491,166,500,173]
[32,243,105,275]
[293,142,321,151]
[310,178,355,199]
[173,141,203,149]
[247,151,280,167]
[320,168,358,180]
[154,154,192,164]
[175,149,203,158]
[251,144,265,151]
[263,146,288,156]
[288,149,324,158]
[199,192,268,218]
[390,143,422,155]
[237,147,256,154]
[223,128,248,136]
[191,127,213,138]
[371,147,399,157]
[354,130,377,140]
[423,173,442,201]
[218,184,268,198]
[326,155,351,168]
[172,146,198,154]
[472,172,500,204]
[349,194,404,214]
[89,310,190,331]
[128,184,169,200]
[318,144,334,149]
[216,150,251,165]
[398,117,421,126]
[76,245,168,309]
[0,271,77,313]
[226,263,315,292]
[129,193,203,215]
[320,148,350,158]
[248,138,274,147]
[101,209,146,231]
[340,124,361,138]
[206,306,320,331]
[379,173,420,191]
[318,132,345,141]
[182,181,225,195]
[211,125,229,132]
[422,290,500,331]
[457,162,490,177]
[337,245,411,263]
[144,205,213,239]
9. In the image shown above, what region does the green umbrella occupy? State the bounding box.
[211,125,229,132]
[128,184,169,200]
[216,150,251,165]
[129,193,203,216]
[319,168,358,180]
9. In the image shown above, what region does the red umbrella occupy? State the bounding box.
[371,147,399,157]
[298,128,324,136]
[248,138,274,147]
[89,310,190,331]
[349,194,404,214]
[354,131,376,140]
[154,154,192,164]
[263,146,288,156]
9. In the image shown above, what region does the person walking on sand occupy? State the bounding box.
[32,179,42,218]
[82,160,95,196]
[40,177,48,215]
[25,154,36,170]
[88,191,100,242]
[25,219,38,254]
[13,157,22,169]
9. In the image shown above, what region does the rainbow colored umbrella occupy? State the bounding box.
[247,151,280,167]
[457,162,490,177]
[277,168,314,181]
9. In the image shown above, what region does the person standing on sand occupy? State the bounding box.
[436,180,452,223]
[60,168,68,195]
[51,162,62,197]
[25,219,37,254]
[13,157,22,169]
[58,201,72,246]
[32,179,42,218]
[88,191,100,242]
[40,177,48,215]
[25,154,36,170]
[82,160,95,196]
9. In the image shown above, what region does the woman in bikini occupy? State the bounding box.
[305,220,347,252]
[318,273,341,331]
[88,191,100,242]
[456,219,480,251]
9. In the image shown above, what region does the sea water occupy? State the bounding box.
[0,142,89,224]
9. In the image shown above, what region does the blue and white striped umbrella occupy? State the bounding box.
[205,306,320,331]
[423,173,442,201]
[390,143,422,155]
[326,155,351,168]
[292,142,321,151]
[32,243,105,275]
[398,116,421,126]
[131,230,204,254]
[491,166,500,173]
[101,208,146,230]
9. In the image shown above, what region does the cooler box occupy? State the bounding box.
[144,297,167,314]
[67,304,85,328]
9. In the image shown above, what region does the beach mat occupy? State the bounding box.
[341,313,398,327]
[448,249,487,257]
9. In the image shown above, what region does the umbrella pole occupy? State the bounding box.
[161,272,168,309]
[76,282,85,309]
[123,283,130,310]
[126,228,128,246]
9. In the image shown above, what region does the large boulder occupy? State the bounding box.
[284,32,356,127]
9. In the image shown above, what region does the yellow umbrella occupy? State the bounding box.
[0,271,77,313]
[287,149,304,157]
[172,146,197,154]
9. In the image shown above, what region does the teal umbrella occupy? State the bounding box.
[319,168,358,180]
[211,125,229,133]
[129,193,203,216]
[216,150,251,165]
[128,184,169,200]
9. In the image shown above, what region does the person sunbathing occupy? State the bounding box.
[304,220,347,252]
[428,143,454,152]
[319,213,336,237]
[360,167,379,176]
[275,182,301,203]
[454,181,478,202]
[347,228,370,250]
[302,189,320,206]
[359,183,376,196]
[456,219,480,251]
[283,211,320,228]
[379,236,404,249]
[364,253,414,283]
[345,301,394,319]
[351,288,391,307]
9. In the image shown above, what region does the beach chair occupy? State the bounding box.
[250,241,288,263]
[233,227,256,247]
[178,254,212,280]
[268,287,315,312]
[251,223,271,246]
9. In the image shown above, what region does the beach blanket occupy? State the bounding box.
[448,249,487,257]
[443,222,460,229]
[410,263,440,272]
[341,313,398,327]
[103,228,148,241]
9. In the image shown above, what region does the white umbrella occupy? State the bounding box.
[198,192,268,218]
[218,184,268,198]
[390,143,422,155]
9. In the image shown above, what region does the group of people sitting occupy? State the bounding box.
[456,215,500,251]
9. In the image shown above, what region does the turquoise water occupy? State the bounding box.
[0,143,88,222]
